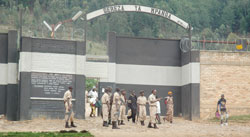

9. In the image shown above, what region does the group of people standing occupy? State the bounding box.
[101,87,174,129]
[63,86,228,129]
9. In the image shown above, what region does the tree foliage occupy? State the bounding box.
[0,0,249,41]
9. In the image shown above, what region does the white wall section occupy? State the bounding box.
[0,64,8,85]
[84,62,115,82]
[116,64,181,86]
[0,63,18,85]
[19,52,85,75]
[8,63,18,84]
[19,52,200,86]
[181,63,200,86]
[85,62,200,86]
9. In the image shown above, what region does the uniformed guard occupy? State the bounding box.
[118,89,126,125]
[137,90,147,126]
[164,91,174,123]
[107,86,112,125]
[63,86,77,128]
[111,88,121,129]
[101,88,110,127]
[148,89,161,129]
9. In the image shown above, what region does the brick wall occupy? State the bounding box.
[200,51,250,119]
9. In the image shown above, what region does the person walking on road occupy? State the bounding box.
[217,94,228,126]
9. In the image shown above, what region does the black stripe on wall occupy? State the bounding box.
[107,32,117,63]
[0,33,8,63]
[21,37,86,55]
[0,85,7,115]
[6,84,18,120]
[19,72,32,120]
[7,30,18,63]
[181,83,200,120]
[115,36,181,66]
[30,100,74,119]
[74,74,86,119]
[181,50,200,66]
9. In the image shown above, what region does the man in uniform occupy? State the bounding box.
[107,86,113,125]
[63,87,77,128]
[111,88,121,129]
[148,89,161,129]
[137,90,147,126]
[101,88,110,127]
[118,89,126,125]
[164,91,174,123]
[127,90,137,123]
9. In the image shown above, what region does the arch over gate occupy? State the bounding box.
[84,5,199,121]
[86,5,191,30]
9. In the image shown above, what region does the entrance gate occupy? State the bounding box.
[85,5,199,120]
[0,5,200,121]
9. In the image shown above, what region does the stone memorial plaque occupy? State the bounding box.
[31,72,74,98]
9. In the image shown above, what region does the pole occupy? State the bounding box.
[84,14,87,42]
[188,24,192,50]
[19,7,22,42]
[188,24,192,120]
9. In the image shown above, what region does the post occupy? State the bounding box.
[84,14,87,42]
[19,6,22,41]
[188,24,192,50]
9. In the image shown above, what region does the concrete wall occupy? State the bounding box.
[19,37,86,120]
[200,51,250,119]
[181,50,200,120]
[0,31,18,120]
[104,32,200,119]
[85,33,200,119]
[0,33,8,115]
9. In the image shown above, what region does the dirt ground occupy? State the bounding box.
[0,115,250,137]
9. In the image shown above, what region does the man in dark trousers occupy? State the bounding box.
[127,90,137,123]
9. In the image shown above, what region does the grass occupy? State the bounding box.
[0,132,93,137]
[209,115,250,123]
